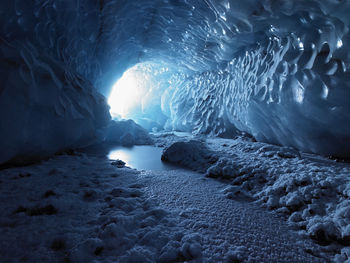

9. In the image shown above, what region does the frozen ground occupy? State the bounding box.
[0,153,204,263]
[159,132,350,262]
[140,169,324,262]
[0,132,347,262]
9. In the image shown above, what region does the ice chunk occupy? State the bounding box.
[104,119,153,146]
[161,140,218,172]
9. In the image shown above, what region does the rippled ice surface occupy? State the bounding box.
[108,145,179,171]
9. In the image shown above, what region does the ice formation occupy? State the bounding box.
[1,0,350,162]
[0,39,110,164]
[160,135,350,259]
[105,120,153,146]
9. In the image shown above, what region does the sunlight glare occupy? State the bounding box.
[108,67,147,118]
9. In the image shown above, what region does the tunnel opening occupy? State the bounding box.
[1,0,350,162]
[107,62,172,132]
[3,1,350,262]
[108,64,151,120]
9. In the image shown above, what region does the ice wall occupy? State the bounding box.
[158,0,350,156]
[0,39,110,164]
[163,34,350,156]
[1,0,350,160]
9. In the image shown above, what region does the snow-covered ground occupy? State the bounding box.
[0,153,207,263]
[158,132,350,262]
[139,169,323,262]
[0,132,348,262]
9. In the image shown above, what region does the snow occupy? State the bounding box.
[140,168,323,262]
[3,132,350,261]
[1,0,350,260]
[0,153,203,262]
[105,119,153,146]
[160,140,217,172]
[160,133,350,260]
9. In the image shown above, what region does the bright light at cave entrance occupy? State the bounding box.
[108,67,147,119]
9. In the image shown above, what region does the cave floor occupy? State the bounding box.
[0,134,347,262]
[139,168,323,262]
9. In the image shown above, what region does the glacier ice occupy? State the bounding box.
[1,0,350,162]
[105,119,153,146]
[0,39,110,164]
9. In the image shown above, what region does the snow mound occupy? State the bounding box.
[163,136,350,259]
[105,119,153,146]
[161,140,217,172]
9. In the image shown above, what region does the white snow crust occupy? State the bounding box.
[160,133,350,261]
[105,120,153,146]
[0,140,328,262]
[0,154,203,263]
[2,133,350,262]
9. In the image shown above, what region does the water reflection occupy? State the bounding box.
[108,145,179,171]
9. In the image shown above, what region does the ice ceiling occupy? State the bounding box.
[1,0,350,163]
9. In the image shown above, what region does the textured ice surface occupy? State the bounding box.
[0,39,110,165]
[105,119,153,146]
[140,168,324,262]
[160,134,350,260]
[0,149,324,262]
[1,0,350,158]
[0,155,204,262]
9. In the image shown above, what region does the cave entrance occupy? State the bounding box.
[107,63,169,131]
[108,65,150,119]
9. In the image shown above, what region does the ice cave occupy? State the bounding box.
[1,0,350,262]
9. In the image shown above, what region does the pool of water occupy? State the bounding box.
[107,145,179,171]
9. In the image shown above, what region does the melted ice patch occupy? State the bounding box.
[108,145,179,171]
